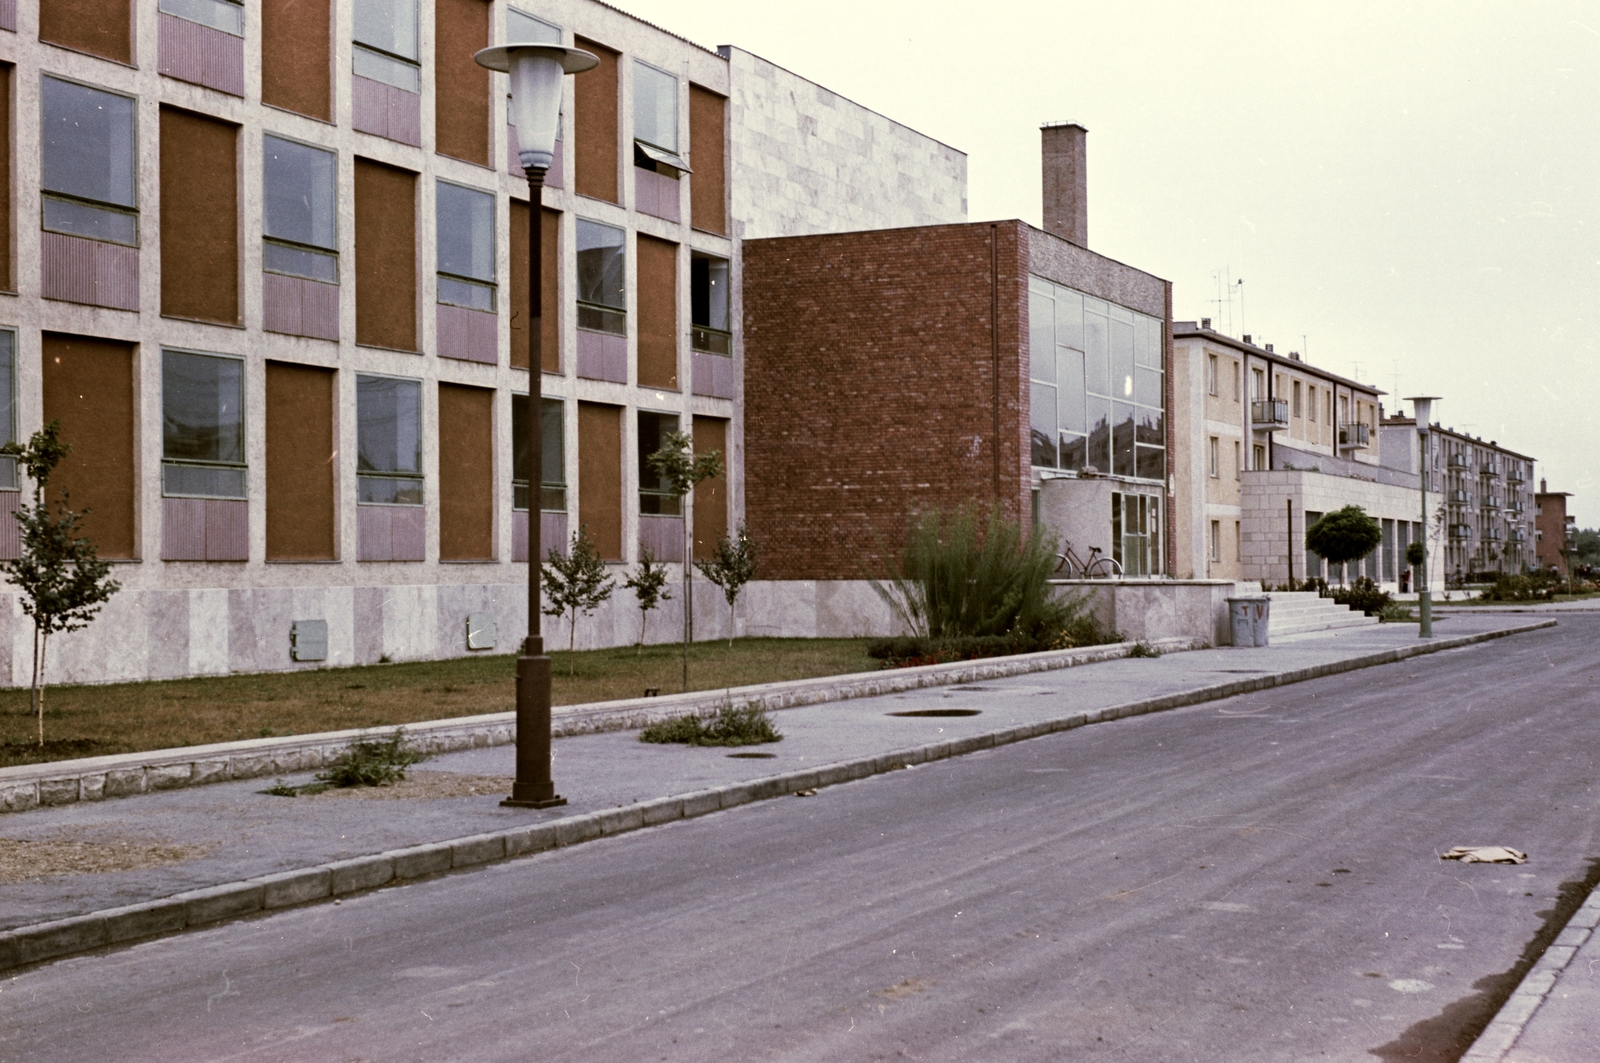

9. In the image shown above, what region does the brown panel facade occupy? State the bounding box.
[510,202,559,372]
[437,382,494,560]
[40,0,132,64]
[688,85,726,236]
[265,361,336,560]
[262,0,332,120]
[434,0,489,165]
[692,417,727,560]
[159,107,239,324]
[636,235,677,390]
[572,37,618,204]
[354,158,418,351]
[577,401,622,560]
[0,65,11,292]
[40,333,136,559]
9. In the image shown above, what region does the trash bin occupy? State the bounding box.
[1227,596,1271,648]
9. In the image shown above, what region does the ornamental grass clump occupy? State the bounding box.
[639,701,782,747]
[317,729,424,787]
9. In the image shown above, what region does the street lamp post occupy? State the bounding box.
[1406,396,1441,639]
[475,43,598,809]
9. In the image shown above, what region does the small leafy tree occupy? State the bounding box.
[1305,505,1382,587]
[541,526,615,675]
[622,546,672,654]
[1,422,121,747]
[645,431,723,690]
[696,522,759,648]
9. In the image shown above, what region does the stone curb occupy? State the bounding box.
[0,618,1554,975]
[0,635,1209,815]
[1459,886,1600,1062]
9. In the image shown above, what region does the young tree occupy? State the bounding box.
[696,522,759,648]
[1,422,121,747]
[622,546,672,654]
[644,431,723,690]
[1305,505,1383,588]
[541,526,615,676]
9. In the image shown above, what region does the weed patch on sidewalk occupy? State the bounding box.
[0,832,213,884]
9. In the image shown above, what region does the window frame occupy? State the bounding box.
[262,132,340,284]
[435,179,498,312]
[1206,353,1217,396]
[511,393,566,513]
[0,330,16,491]
[40,75,140,248]
[158,0,245,37]
[690,252,731,356]
[632,59,690,176]
[575,217,627,336]
[636,408,682,516]
[1208,436,1219,478]
[352,0,421,93]
[160,347,248,501]
[355,372,425,507]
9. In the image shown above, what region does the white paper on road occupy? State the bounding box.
[1441,845,1527,864]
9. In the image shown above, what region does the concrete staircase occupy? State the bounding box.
[1263,590,1380,636]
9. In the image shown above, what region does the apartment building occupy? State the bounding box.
[742,124,1173,583]
[1383,420,1535,580]
[1533,479,1574,575]
[1171,323,1438,589]
[0,0,964,683]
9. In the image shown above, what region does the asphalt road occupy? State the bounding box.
[2,619,1597,1063]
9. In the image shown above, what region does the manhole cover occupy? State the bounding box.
[888,709,982,717]
[726,752,777,759]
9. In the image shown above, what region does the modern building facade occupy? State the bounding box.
[1533,479,1574,575]
[1169,322,1436,589]
[0,0,965,683]
[742,124,1173,583]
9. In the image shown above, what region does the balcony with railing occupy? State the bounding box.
[1481,462,1502,478]
[1507,467,1525,484]
[1509,500,1525,514]
[1483,526,1503,542]
[1448,523,1472,539]
[1508,528,1527,543]
[1337,422,1371,449]
[1250,399,1289,429]
[1448,453,1469,469]
[1448,488,1472,505]
[1482,494,1501,510]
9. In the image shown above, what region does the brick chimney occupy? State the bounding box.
[1041,122,1087,247]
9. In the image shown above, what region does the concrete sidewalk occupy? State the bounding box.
[0,614,1556,973]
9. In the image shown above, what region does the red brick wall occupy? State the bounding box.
[1534,493,1569,573]
[743,222,1029,580]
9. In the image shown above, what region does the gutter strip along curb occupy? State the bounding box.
[1460,887,1600,1061]
[0,619,1555,974]
[0,636,1212,814]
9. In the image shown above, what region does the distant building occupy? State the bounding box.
[1534,479,1575,575]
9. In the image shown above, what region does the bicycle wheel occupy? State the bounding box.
[1085,557,1122,579]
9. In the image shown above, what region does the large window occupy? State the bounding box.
[576,219,625,336]
[637,410,680,515]
[512,395,565,512]
[357,374,423,505]
[633,61,688,173]
[353,0,419,92]
[158,0,243,35]
[436,181,496,311]
[264,135,337,282]
[1112,491,1160,577]
[1029,276,1164,480]
[507,7,559,42]
[0,332,15,491]
[690,253,730,355]
[162,350,246,499]
[41,77,138,246]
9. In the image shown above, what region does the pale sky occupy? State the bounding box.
[621,0,1599,524]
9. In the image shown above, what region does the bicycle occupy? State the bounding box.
[1054,541,1123,579]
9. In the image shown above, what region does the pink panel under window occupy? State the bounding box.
[389,505,426,560]
[264,272,341,341]
[0,0,16,32]
[42,233,139,311]
[514,510,569,563]
[639,514,684,563]
[353,76,421,147]
[437,303,498,364]
[603,333,628,382]
[357,506,392,561]
[204,498,248,560]
[158,13,245,96]
[512,509,527,563]
[0,492,21,561]
[163,497,208,561]
[576,330,628,383]
[636,169,680,223]
[692,353,736,399]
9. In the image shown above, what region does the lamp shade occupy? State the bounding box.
[474,45,598,173]
[1404,395,1441,434]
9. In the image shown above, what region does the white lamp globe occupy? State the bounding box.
[474,45,598,173]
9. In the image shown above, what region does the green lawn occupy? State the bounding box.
[0,638,877,768]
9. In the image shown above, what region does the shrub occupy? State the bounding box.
[871,505,1088,647]
[316,729,424,788]
[639,702,782,747]
[865,616,1119,669]
[1481,573,1557,602]
[1305,506,1382,586]
[1379,601,1418,623]
[1330,576,1391,616]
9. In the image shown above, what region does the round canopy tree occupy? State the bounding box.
[1306,505,1383,587]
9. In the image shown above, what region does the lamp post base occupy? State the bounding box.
[501,638,566,809]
